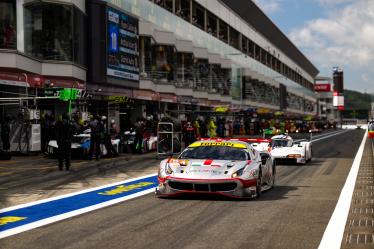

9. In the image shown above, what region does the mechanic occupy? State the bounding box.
[109,119,119,139]
[89,115,103,160]
[1,114,11,151]
[183,121,196,147]
[102,116,118,157]
[134,118,145,153]
[55,114,73,171]
[207,118,217,138]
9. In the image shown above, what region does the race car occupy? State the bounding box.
[47,129,120,157]
[269,135,312,165]
[236,138,272,153]
[156,139,275,198]
[368,122,374,139]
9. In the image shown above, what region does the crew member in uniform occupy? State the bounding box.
[55,114,73,171]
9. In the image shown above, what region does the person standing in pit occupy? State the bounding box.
[183,121,196,147]
[55,114,73,171]
[89,115,102,160]
[1,115,11,151]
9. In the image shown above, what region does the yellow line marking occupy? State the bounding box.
[0,172,13,176]
[0,216,27,226]
[0,161,17,164]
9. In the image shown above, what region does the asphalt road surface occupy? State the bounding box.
[1,129,365,249]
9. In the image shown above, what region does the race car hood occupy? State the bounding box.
[165,159,248,180]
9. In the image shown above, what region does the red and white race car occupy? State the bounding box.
[156,138,275,198]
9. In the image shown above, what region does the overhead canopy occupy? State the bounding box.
[176,39,194,53]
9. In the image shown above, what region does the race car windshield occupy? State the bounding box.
[271,139,289,147]
[179,146,249,161]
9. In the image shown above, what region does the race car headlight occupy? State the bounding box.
[231,168,244,178]
[166,164,174,175]
[287,154,302,158]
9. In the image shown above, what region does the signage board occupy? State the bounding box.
[59,88,80,101]
[107,7,139,81]
[333,91,344,109]
[314,84,331,92]
[107,96,131,103]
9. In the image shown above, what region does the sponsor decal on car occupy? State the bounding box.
[168,159,189,167]
[187,169,223,175]
[189,141,246,148]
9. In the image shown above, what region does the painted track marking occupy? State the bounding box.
[318,130,367,249]
[0,129,356,240]
[0,174,158,239]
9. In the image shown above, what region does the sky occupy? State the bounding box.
[253,0,374,93]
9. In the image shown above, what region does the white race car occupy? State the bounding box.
[156,139,275,198]
[47,129,120,156]
[269,135,312,165]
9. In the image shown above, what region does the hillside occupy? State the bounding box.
[344,89,372,110]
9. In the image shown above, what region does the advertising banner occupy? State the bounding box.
[107,7,139,81]
[333,91,344,109]
[314,84,331,92]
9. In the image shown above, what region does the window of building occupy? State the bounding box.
[164,0,173,12]
[241,36,248,54]
[219,20,228,43]
[139,36,153,76]
[24,1,86,65]
[0,0,16,49]
[153,0,173,12]
[175,0,191,22]
[261,49,267,65]
[194,58,209,90]
[229,27,240,50]
[210,63,222,93]
[192,2,205,30]
[248,40,254,57]
[151,45,176,82]
[266,51,271,66]
[275,59,281,73]
[176,52,194,86]
[255,44,261,61]
[207,11,217,37]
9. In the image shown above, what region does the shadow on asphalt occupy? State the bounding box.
[276,159,323,167]
[259,185,304,201]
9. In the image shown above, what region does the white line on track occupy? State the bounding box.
[311,130,350,143]
[318,130,367,249]
[294,130,350,143]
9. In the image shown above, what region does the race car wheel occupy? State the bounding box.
[308,147,313,162]
[256,169,262,198]
[270,163,276,188]
[301,148,307,165]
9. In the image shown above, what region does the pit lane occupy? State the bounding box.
[0,129,365,249]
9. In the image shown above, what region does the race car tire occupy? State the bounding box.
[300,148,307,165]
[256,169,262,198]
[308,147,313,162]
[271,163,276,187]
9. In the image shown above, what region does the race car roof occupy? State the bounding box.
[271,135,292,140]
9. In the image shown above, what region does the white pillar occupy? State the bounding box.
[17,0,25,53]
